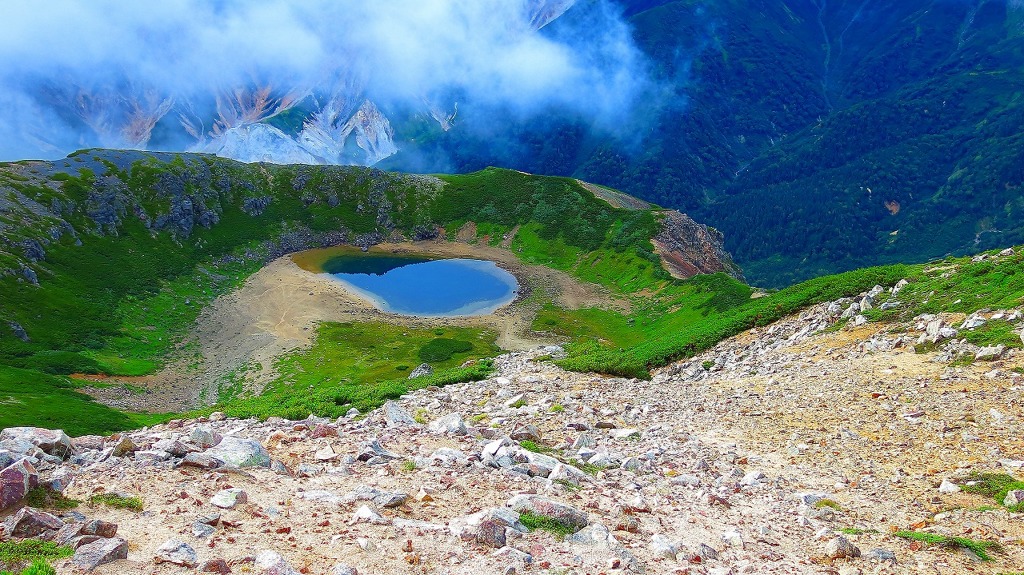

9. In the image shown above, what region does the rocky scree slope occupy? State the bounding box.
[1,280,1021,574]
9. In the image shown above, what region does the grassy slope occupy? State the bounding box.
[0,153,672,432]
[3,151,1024,434]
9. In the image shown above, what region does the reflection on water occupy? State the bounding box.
[325,255,518,317]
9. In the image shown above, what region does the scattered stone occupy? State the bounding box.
[310,424,339,439]
[331,565,359,575]
[0,427,74,459]
[384,401,418,427]
[155,539,199,567]
[201,558,232,573]
[510,424,542,441]
[254,550,301,575]
[193,521,217,538]
[111,436,138,457]
[81,519,118,538]
[72,537,128,571]
[210,488,247,509]
[427,413,468,435]
[938,479,960,494]
[476,519,507,548]
[824,536,861,559]
[408,363,433,379]
[4,506,63,537]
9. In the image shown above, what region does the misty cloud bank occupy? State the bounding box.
[0,0,654,163]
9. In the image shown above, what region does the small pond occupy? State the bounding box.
[321,253,519,317]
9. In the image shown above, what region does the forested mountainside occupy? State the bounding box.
[390,0,1024,286]
[6,1,1021,286]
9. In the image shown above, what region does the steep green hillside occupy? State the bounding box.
[388,0,1024,286]
[0,150,688,431]
[3,150,1022,434]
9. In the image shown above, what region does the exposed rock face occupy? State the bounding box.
[652,211,745,281]
[200,100,398,167]
[199,123,325,165]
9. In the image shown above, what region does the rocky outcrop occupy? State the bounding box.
[652,210,745,281]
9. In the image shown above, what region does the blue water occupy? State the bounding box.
[326,256,519,317]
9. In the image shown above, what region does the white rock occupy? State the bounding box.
[154,539,198,567]
[722,528,744,547]
[938,479,960,494]
[206,436,270,468]
[254,550,301,575]
[210,488,247,509]
[608,428,640,440]
[649,533,677,559]
[427,413,468,435]
[349,504,388,525]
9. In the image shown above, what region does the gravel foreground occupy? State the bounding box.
[1,289,1022,574]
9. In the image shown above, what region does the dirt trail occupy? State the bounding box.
[85,240,622,413]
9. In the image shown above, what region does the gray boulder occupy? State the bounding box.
[205,436,270,468]
[0,427,74,459]
[427,413,467,435]
[72,537,129,570]
[383,401,418,427]
[408,363,433,379]
[154,539,198,567]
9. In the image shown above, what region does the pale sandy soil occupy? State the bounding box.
[84,240,622,413]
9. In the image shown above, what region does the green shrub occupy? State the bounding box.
[894,531,1001,561]
[25,487,79,510]
[418,338,474,362]
[519,511,578,537]
[88,493,144,511]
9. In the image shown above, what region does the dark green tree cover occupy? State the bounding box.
[383,0,1024,286]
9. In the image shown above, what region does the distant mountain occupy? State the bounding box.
[388,0,1024,286]
[7,1,1023,286]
